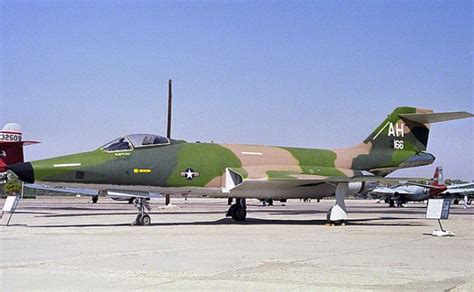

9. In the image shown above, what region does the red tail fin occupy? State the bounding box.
[431,166,444,186]
[0,142,25,171]
[0,158,6,172]
[0,123,39,172]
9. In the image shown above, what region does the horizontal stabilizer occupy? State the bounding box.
[400,111,473,124]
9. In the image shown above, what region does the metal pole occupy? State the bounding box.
[438,219,445,232]
[165,79,172,206]
[167,79,172,139]
[6,209,14,226]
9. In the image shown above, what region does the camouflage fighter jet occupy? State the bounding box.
[8,107,474,225]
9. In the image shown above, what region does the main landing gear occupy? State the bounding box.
[226,198,247,221]
[326,183,349,225]
[133,197,151,226]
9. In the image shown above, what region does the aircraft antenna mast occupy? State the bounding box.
[167,79,172,139]
[165,79,172,206]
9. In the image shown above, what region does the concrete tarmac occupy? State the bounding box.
[1,197,473,291]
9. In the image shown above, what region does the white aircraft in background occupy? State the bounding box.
[371,167,446,207]
[371,167,473,207]
[441,181,474,207]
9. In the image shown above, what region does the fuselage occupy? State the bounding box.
[13,138,434,199]
[391,185,433,201]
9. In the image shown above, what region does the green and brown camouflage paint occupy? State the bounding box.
[25,107,436,189]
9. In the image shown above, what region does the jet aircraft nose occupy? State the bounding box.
[8,162,35,183]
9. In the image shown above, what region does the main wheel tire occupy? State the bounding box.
[136,214,143,225]
[453,199,459,205]
[232,207,246,221]
[389,199,395,207]
[92,195,99,204]
[226,204,237,217]
[141,214,151,225]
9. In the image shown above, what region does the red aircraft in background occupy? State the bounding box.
[0,123,39,173]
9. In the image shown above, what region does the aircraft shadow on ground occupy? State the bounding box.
[263,208,428,216]
[37,209,425,218]
[22,206,129,212]
[40,211,226,218]
[28,205,466,219]
[22,216,426,228]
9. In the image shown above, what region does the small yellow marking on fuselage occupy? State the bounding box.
[115,152,131,157]
[133,168,152,174]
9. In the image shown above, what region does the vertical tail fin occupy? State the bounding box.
[364,107,433,152]
[364,107,473,152]
[0,123,39,172]
[352,107,472,173]
[0,142,25,170]
[431,166,444,186]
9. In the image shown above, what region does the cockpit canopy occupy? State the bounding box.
[101,134,170,151]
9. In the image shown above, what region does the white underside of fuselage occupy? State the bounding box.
[36,181,337,199]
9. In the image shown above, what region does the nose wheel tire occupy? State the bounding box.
[141,214,151,225]
[135,214,151,226]
[133,198,152,226]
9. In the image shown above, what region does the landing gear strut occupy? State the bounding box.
[226,198,247,221]
[388,199,395,207]
[327,183,349,225]
[133,197,151,225]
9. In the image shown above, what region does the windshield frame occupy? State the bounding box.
[125,134,171,148]
[100,134,171,153]
[100,136,134,153]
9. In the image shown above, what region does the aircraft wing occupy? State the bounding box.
[106,190,162,199]
[447,183,474,189]
[404,182,446,190]
[442,187,474,196]
[224,167,424,193]
[26,184,162,200]
[25,184,99,196]
[369,187,411,195]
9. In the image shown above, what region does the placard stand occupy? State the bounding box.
[426,199,455,237]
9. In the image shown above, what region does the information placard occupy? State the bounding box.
[426,199,451,219]
[2,196,21,212]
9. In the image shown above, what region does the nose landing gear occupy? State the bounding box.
[133,197,152,226]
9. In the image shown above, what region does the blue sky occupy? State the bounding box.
[1,1,472,180]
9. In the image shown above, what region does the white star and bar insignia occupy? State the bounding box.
[180,168,200,180]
